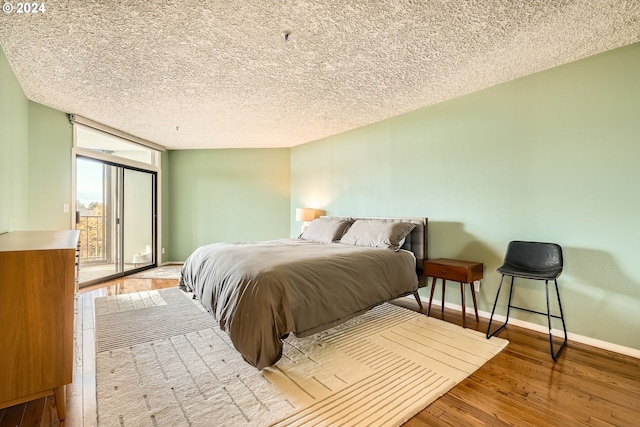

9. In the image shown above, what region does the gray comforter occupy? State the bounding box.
[179,238,419,369]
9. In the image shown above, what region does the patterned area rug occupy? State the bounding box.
[95,288,508,426]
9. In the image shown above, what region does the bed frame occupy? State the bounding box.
[181,215,429,368]
[325,215,428,309]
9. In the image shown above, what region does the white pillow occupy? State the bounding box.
[340,219,416,251]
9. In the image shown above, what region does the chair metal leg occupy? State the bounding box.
[496,277,567,361]
[486,275,515,338]
[554,279,568,339]
[546,279,568,361]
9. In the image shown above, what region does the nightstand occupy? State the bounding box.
[424,258,483,327]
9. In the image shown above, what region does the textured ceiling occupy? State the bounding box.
[1,1,639,149]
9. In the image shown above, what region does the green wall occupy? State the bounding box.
[28,102,73,229]
[160,150,171,263]
[1,45,75,232]
[168,148,290,261]
[0,45,29,233]
[291,43,640,350]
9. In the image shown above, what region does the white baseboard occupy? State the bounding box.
[425,297,640,360]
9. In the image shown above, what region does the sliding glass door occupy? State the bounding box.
[123,168,155,273]
[76,156,156,286]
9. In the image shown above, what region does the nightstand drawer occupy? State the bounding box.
[424,258,483,283]
[425,262,468,282]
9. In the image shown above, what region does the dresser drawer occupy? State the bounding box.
[424,258,483,283]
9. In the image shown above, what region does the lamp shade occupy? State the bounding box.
[296,207,316,222]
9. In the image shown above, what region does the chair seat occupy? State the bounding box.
[497,262,562,280]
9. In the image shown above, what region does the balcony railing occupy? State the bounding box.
[77,214,106,262]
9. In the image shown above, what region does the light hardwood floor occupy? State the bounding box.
[1,276,638,427]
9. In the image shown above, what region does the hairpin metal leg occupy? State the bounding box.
[486,275,514,339]
[547,279,568,361]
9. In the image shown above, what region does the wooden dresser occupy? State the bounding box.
[0,230,80,420]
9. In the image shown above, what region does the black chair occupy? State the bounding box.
[486,241,567,361]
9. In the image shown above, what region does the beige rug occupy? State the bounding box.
[95,288,507,426]
[128,264,183,280]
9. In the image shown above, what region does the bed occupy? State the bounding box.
[179,216,428,369]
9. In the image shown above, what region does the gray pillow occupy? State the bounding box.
[340,219,416,251]
[299,217,353,243]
